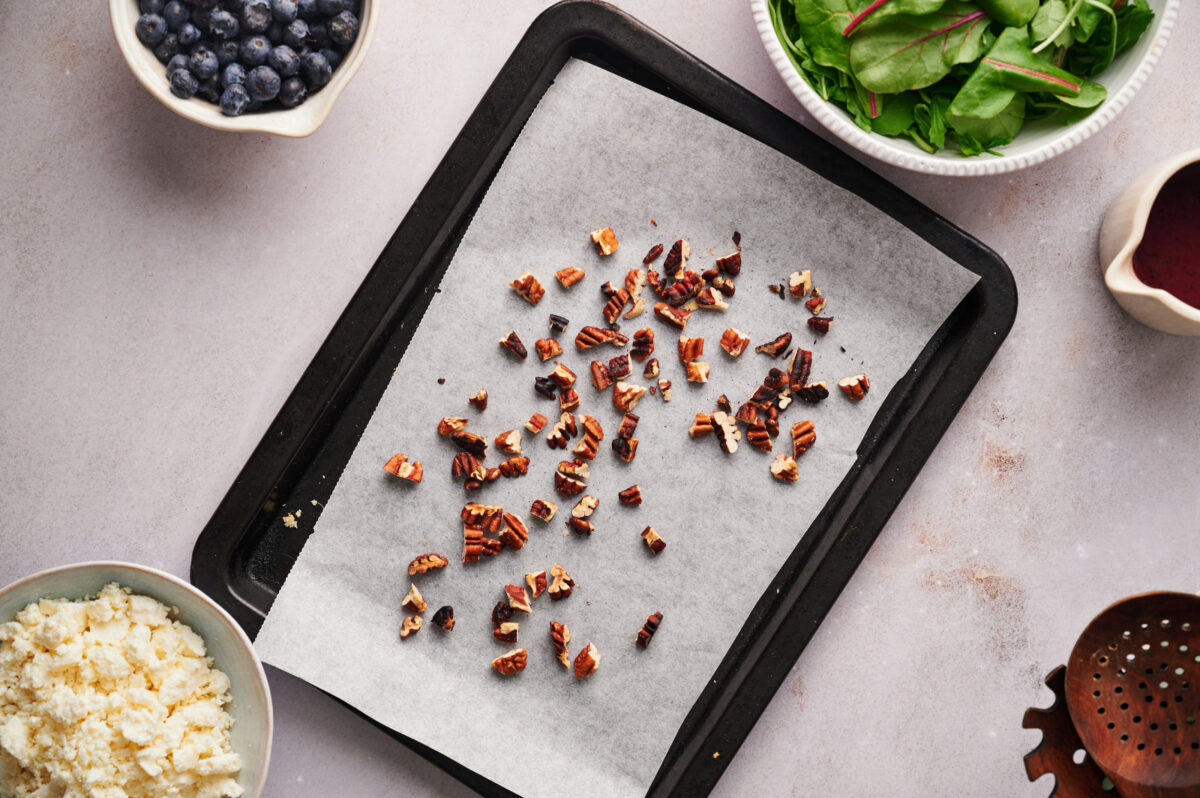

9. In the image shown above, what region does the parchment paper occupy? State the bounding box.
[254,60,979,797]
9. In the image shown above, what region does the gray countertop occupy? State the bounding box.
[1,2,1197,796]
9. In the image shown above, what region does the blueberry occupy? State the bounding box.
[190,6,214,29]
[245,65,281,101]
[135,13,169,46]
[177,22,201,47]
[197,76,221,102]
[240,35,271,65]
[153,33,180,63]
[163,1,189,30]
[241,0,273,34]
[166,53,191,76]
[266,21,286,42]
[271,0,298,23]
[209,9,240,39]
[307,21,329,48]
[296,0,319,20]
[319,46,341,69]
[139,0,166,14]
[327,11,357,46]
[267,45,300,76]
[215,39,241,65]
[282,18,308,48]
[220,83,252,116]
[188,47,220,79]
[300,51,331,89]
[221,62,247,87]
[316,0,345,15]
[278,76,307,107]
[169,68,199,99]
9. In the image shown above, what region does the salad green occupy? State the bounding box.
[768,0,1155,156]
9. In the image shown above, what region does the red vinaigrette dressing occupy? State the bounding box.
[1132,162,1200,309]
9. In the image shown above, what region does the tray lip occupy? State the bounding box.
[192,1,1018,795]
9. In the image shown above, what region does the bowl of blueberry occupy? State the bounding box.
[112,0,377,136]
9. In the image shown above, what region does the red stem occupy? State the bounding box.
[981,58,1080,91]
[843,0,891,36]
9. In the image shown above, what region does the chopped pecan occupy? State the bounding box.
[568,517,594,535]
[765,405,780,439]
[498,457,530,478]
[499,331,527,360]
[648,269,667,299]
[616,413,639,440]
[641,526,666,554]
[402,584,427,613]
[808,316,834,335]
[719,328,750,358]
[574,643,600,679]
[511,271,546,305]
[653,302,690,330]
[637,611,663,647]
[603,289,630,325]
[642,243,664,265]
[468,389,489,411]
[451,453,485,481]
[711,274,736,298]
[747,421,772,452]
[573,432,600,460]
[491,648,527,676]
[590,360,613,391]
[575,326,628,349]
[677,335,704,363]
[631,328,655,362]
[482,538,503,557]
[662,239,691,279]
[571,495,599,519]
[794,381,829,404]
[756,332,792,358]
[664,270,703,306]
[437,416,468,436]
[550,621,571,667]
[581,415,603,441]
[735,403,759,426]
[787,348,813,392]
[590,226,619,255]
[658,378,672,401]
[527,570,547,599]
[525,412,548,434]
[559,387,580,412]
[838,374,870,401]
[557,459,589,480]
[555,472,587,496]
[750,384,780,409]
[505,585,532,614]
[777,391,793,410]
[535,338,564,361]
[618,485,643,505]
[432,605,455,631]
[491,600,514,626]
[769,284,784,297]
[462,526,485,562]
[607,354,632,381]
[712,410,740,453]
[806,295,827,314]
[689,412,714,438]
[624,297,646,319]
[452,430,487,457]
[716,394,733,413]
[642,358,659,378]
[497,515,529,551]
[548,563,575,601]
[611,436,639,462]
[530,498,558,522]
[788,270,812,298]
[770,453,799,482]
[684,361,710,384]
[764,367,789,393]
[625,268,647,297]
[555,267,586,289]
[613,381,648,412]
[535,376,559,399]
[383,453,423,483]
[546,411,578,449]
[687,287,729,311]
[791,420,816,457]
[461,502,503,532]
[495,430,522,456]
[600,280,619,298]
[715,251,741,275]
[549,313,569,333]
[400,616,422,639]
[408,553,449,575]
[493,622,519,643]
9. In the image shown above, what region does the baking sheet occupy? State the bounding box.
[253,59,979,797]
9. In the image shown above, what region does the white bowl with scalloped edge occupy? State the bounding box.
[110,0,378,137]
[752,0,1181,176]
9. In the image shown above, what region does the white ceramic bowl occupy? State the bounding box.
[110,0,379,137]
[752,0,1181,176]
[0,562,273,797]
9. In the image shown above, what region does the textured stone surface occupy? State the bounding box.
[0,2,1196,796]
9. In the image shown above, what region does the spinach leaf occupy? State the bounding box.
[1030,0,1074,48]
[1067,0,1117,75]
[793,0,868,73]
[1114,0,1155,53]
[975,0,1039,27]
[842,0,948,36]
[914,92,951,148]
[849,3,991,93]
[1074,0,1114,42]
[949,93,1026,153]
[871,91,921,134]
[949,27,1085,119]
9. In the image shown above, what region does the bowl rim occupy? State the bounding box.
[0,560,274,798]
[750,0,1182,177]
[109,0,379,137]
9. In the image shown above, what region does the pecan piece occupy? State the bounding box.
[613,381,648,412]
[771,453,800,482]
[510,271,545,305]
[653,302,690,330]
[662,239,691,279]
[461,502,503,532]
[438,416,468,436]
[642,358,659,378]
[505,584,533,613]
[599,280,619,298]
[468,389,488,410]
[535,337,564,361]
[546,411,577,449]
[573,432,600,460]
[525,412,548,434]
[735,403,758,426]
[658,378,672,401]
[611,436,639,463]
[549,313,569,333]
[432,605,455,631]
[383,453,423,483]
[618,485,643,505]
[765,405,780,439]
[808,316,834,335]
[555,472,587,497]
[641,526,666,554]
[492,601,514,626]
[838,374,870,401]
[791,420,816,457]
[548,563,575,601]
[747,421,772,452]
[581,414,603,442]
[677,335,704,363]
[568,517,594,536]
[715,251,741,275]
[499,331,527,360]
[555,267,586,288]
[530,498,558,523]
[574,643,601,679]
[769,284,784,297]
[684,361,710,384]
[711,274,736,298]
[498,456,530,478]
[408,553,449,575]
[400,616,422,639]
[642,243,664,265]
[493,622,519,643]
[788,270,812,298]
[625,267,647,297]
[590,360,613,391]
[603,289,630,325]
[664,271,702,306]
[750,384,780,409]
[534,376,558,399]
[795,381,830,404]
[606,354,631,381]
[685,287,729,312]
[755,332,792,358]
[491,648,527,676]
[689,412,714,438]
[590,227,619,255]
[549,362,577,389]
[615,413,638,440]
[575,326,628,349]
[452,430,487,457]
[550,621,571,667]
[495,430,522,456]
[637,611,663,647]
[557,459,589,480]
[526,570,547,599]
[719,328,750,358]
[712,410,740,454]
[623,297,646,319]
[499,512,529,550]
[402,584,427,614]
[559,387,580,412]
[806,295,827,314]
[787,348,813,392]
[631,328,655,362]
[571,495,599,519]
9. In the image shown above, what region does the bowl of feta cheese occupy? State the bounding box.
[0,562,272,798]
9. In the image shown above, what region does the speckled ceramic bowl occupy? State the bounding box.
[110,0,379,137]
[752,0,1181,176]
[0,562,272,797]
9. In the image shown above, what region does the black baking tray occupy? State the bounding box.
[191,2,1017,795]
